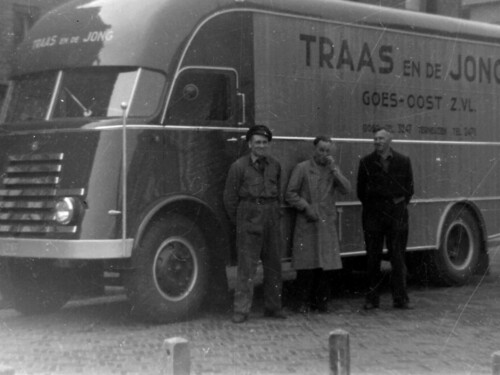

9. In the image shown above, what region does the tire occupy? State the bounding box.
[0,258,73,315]
[125,214,210,323]
[431,207,482,286]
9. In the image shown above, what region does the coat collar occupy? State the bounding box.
[370,148,397,159]
[249,153,268,165]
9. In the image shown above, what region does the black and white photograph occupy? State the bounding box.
[0,0,500,374]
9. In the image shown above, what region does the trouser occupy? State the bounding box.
[296,268,332,309]
[363,202,409,305]
[233,201,282,314]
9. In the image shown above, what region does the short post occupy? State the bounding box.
[0,365,15,375]
[329,329,350,375]
[492,351,500,375]
[163,337,190,375]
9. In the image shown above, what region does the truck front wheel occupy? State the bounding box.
[125,214,210,323]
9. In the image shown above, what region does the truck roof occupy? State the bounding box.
[12,0,500,77]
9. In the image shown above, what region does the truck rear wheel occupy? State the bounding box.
[125,214,209,323]
[430,207,481,286]
[0,259,73,315]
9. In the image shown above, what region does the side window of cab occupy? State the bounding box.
[165,68,239,126]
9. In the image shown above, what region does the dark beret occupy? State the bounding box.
[246,125,273,142]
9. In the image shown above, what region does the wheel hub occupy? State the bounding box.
[445,220,473,270]
[153,236,197,301]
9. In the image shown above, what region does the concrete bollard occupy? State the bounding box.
[329,329,350,375]
[163,337,190,375]
[0,365,14,375]
[492,351,500,375]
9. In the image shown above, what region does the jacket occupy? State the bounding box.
[357,149,414,207]
[285,159,351,270]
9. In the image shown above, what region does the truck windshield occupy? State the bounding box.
[2,68,165,123]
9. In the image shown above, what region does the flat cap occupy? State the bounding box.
[246,124,273,142]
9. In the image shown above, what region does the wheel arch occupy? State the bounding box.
[436,200,487,254]
[132,194,231,266]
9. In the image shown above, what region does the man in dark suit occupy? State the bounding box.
[357,126,414,310]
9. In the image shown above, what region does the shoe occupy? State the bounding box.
[231,313,248,323]
[263,309,287,319]
[393,302,413,310]
[363,301,379,310]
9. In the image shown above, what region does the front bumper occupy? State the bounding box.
[0,238,133,259]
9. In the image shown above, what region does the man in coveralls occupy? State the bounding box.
[357,126,414,310]
[223,125,286,323]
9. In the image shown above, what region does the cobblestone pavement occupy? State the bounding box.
[0,246,500,375]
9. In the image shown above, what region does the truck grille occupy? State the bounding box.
[0,153,84,234]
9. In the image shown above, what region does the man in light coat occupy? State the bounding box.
[285,136,351,313]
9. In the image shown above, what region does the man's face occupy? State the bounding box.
[313,140,333,166]
[373,130,391,154]
[248,134,269,158]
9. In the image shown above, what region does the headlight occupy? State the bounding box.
[54,197,76,225]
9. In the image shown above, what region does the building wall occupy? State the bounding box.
[469,5,500,24]
[427,0,462,17]
[353,0,500,19]
[0,3,16,98]
[352,0,406,8]
[464,1,500,24]
[351,0,462,14]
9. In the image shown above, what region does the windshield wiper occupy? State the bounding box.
[63,87,92,117]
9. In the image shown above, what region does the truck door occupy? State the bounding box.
[163,66,246,209]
